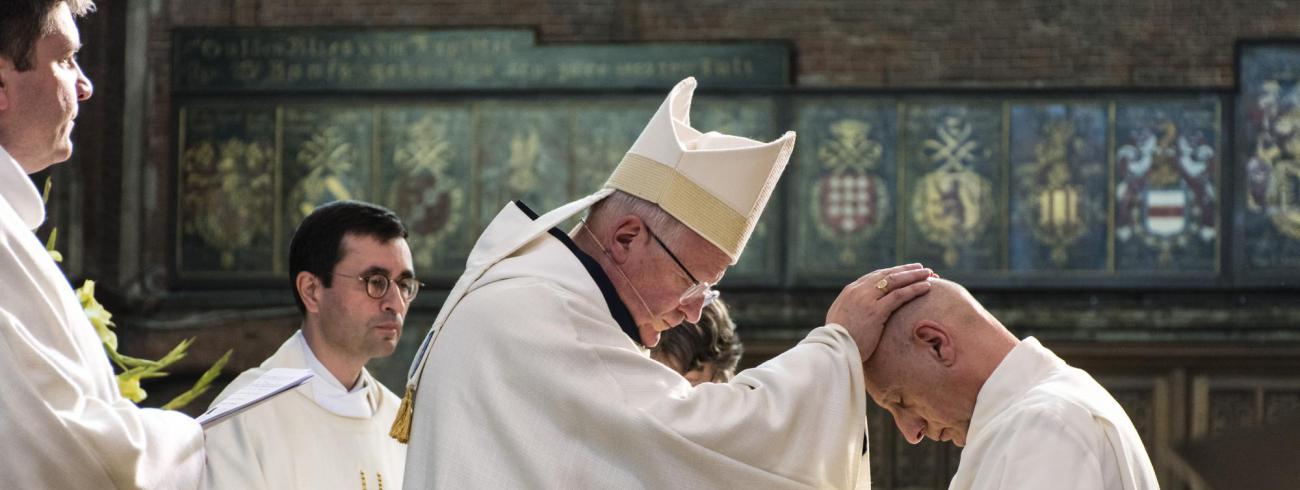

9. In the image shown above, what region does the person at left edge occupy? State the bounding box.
[0,1,206,488]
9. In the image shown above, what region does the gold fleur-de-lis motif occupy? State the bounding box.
[818,119,882,171]
[922,116,980,171]
[292,126,356,221]
[394,114,453,175]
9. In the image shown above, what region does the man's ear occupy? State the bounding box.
[608,215,645,264]
[296,271,324,314]
[0,58,11,111]
[913,320,955,367]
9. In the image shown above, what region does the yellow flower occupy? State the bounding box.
[76,280,117,352]
[117,373,147,402]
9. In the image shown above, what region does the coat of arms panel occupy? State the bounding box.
[378,106,474,282]
[1239,45,1300,271]
[280,106,375,256]
[1008,103,1110,271]
[177,105,278,276]
[791,99,899,284]
[476,103,572,222]
[1113,99,1220,272]
[901,102,1005,271]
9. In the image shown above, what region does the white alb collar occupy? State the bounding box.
[298,331,375,419]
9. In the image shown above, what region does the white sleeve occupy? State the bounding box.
[643,324,870,487]
[0,308,206,490]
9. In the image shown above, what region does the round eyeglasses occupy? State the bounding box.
[333,272,423,302]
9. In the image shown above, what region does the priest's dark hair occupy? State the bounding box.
[0,0,95,72]
[288,200,408,315]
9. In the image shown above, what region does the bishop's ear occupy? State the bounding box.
[913,320,955,366]
[608,215,646,264]
[296,271,324,314]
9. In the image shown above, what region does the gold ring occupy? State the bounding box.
[875,278,889,292]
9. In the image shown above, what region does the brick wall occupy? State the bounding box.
[156,0,1300,87]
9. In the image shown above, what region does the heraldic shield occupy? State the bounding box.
[1116,119,1217,266]
[811,119,890,264]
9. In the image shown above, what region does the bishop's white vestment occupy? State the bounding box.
[950,337,1159,490]
[0,145,205,489]
[402,201,871,489]
[202,331,405,490]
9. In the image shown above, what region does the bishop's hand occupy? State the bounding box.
[826,263,933,363]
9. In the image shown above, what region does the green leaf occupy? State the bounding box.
[44,228,61,263]
[162,349,232,411]
[108,349,165,370]
[152,338,193,369]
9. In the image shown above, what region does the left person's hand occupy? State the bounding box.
[826,264,933,363]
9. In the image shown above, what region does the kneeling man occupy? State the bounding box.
[203,201,412,489]
[865,279,1158,489]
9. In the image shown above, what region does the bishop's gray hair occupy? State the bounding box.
[588,190,689,246]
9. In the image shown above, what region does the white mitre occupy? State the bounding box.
[604,77,795,263]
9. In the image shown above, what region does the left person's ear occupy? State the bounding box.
[297,271,324,314]
[913,320,955,367]
[0,59,10,110]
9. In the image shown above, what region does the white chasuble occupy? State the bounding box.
[402,201,871,489]
[950,338,1159,490]
[0,145,205,489]
[202,332,405,490]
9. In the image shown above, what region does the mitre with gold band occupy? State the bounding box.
[391,76,795,442]
[605,76,795,263]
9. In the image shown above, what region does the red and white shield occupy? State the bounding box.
[818,170,879,236]
[1144,188,1187,237]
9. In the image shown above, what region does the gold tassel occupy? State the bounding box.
[389,384,415,443]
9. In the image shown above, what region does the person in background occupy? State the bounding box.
[202,201,410,490]
[651,299,743,385]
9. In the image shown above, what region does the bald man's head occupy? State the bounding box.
[862,279,1017,447]
[876,279,991,357]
